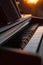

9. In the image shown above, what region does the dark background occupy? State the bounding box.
[16,0,43,17]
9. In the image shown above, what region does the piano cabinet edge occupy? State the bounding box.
[0,47,41,65]
[31,16,43,23]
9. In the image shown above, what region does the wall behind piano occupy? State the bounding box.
[36,0,43,17]
[16,0,43,17]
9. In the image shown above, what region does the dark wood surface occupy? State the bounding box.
[0,47,41,65]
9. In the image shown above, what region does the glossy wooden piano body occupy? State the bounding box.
[0,16,43,65]
[0,0,43,65]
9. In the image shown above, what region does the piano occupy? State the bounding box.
[0,0,43,65]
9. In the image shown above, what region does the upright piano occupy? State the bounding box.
[0,0,43,65]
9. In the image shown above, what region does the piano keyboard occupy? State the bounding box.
[20,23,39,49]
[24,26,43,53]
[1,23,39,49]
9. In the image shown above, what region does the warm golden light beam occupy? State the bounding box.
[24,0,39,4]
